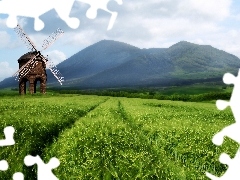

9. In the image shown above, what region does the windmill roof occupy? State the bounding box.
[18,51,39,62]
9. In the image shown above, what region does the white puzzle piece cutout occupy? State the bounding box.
[24,155,60,180]
[78,0,123,30]
[0,126,15,172]
[0,0,123,31]
[212,71,240,146]
[206,69,240,179]
[0,160,8,171]
[0,126,15,146]
[206,150,240,180]
[12,172,24,180]
[0,126,59,179]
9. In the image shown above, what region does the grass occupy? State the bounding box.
[0,94,237,179]
[51,82,233,102]
[0,95,107,179]
[155,83,232,95]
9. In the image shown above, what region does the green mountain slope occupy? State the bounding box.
[1,40,239,89]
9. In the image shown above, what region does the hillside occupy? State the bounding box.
[57,40,141,80]
[1,40,240,89]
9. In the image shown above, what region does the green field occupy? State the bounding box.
[153,83,232,95]
[0,94,237,179]
[46,82,232,102]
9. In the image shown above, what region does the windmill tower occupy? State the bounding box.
[13,25,64,95]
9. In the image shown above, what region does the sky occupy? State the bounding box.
[0,0,240,81]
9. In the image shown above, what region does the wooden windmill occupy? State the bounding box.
[13,25,64,95]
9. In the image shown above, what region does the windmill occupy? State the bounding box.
[12,24,64,95]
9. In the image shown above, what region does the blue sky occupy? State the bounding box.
[0,0,240,81]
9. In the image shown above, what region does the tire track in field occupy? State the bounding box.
[117,100,180,178]
[117,100,152,147]
[24,98,109,180]
[117,100,188,178]
[41,98,110,153]
[117,100,144,131]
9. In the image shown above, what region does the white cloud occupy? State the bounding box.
[16,0,232,55]
[0,22,28,49]
[177,0,231,21]
[1,0,240,70]
[62,29,107,50]
[122,0,231,21]
[208,29,240,58]
[17,17,28,28]
[6,1,235,46]
[0,31,11,48]
[0,18,7,30]
[44,50,66,65]
[0,62,14,81]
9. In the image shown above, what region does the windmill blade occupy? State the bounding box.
[41,28,64,51]
[41,55,64,85]
[13,53,38,78]
[17,60,39,80]
[48,60,64,85]
[14,56,38,80]
[39,54,47,64]
[14,24,37,52]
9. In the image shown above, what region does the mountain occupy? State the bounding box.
[57,40,141,80]
[1,40,240,89]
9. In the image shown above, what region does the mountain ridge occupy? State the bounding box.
[1,40,240,89]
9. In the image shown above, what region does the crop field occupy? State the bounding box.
[0,94,237,179]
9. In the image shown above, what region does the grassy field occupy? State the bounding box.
[47,82,232,102]
[0,93,238,179]
[153,83,232,95]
